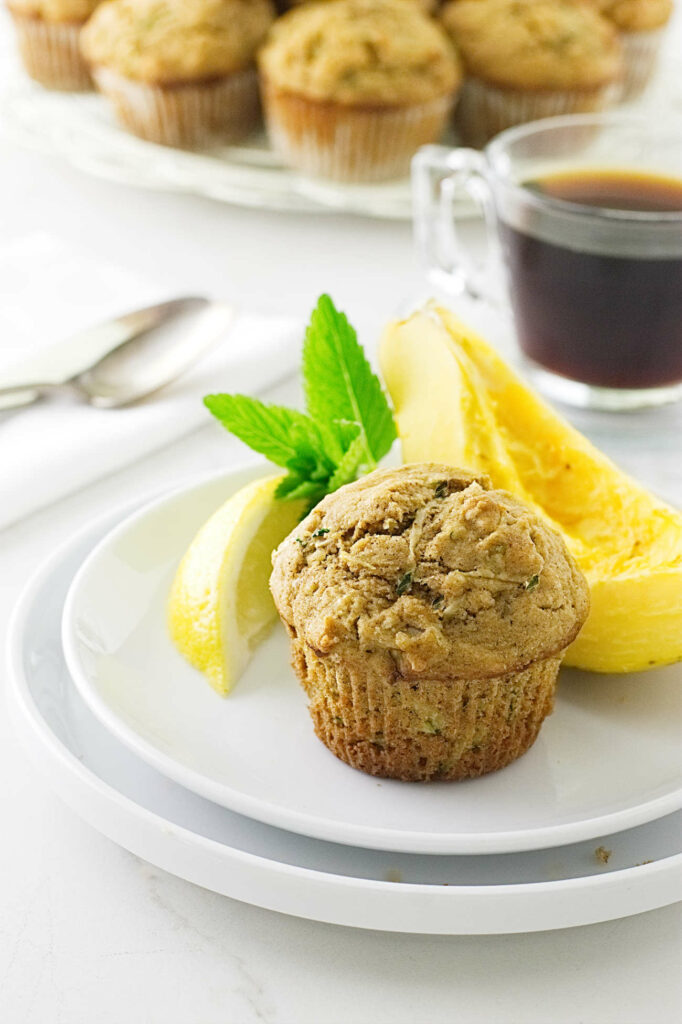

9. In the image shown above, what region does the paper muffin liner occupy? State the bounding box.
[10,14,92,91]
[619,28,665,101]
[455,77,621,148]
[261,81,455,183]
[91,66,261,148]
[287,632,560,781]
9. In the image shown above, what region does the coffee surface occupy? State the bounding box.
[527,168,682,213]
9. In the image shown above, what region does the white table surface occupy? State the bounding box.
[1,16,682,1024]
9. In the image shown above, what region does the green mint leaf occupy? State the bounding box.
[316,418,361,465]
[396,571,413,596]
[279,479,329,505]
[327,433,369,492]
[275,473,329,511]
[274,472,306,500]
[204,394,332,474]
[302,295,396,464]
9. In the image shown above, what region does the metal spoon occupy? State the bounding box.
[0,297,234,409]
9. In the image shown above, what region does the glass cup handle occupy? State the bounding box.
[412,145,504,307]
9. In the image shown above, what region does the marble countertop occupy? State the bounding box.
[1,15,681,1021]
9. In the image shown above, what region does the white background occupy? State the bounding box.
[1,11,681,1024]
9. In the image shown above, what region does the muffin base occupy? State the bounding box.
[620,29,664,101]
[91,66,261,148]
[261,82,455,183]
[455,77,620,148]
[10,14,92,91]
[290,637,560,781]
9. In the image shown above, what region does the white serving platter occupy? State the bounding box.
[0,55,417,219]
[7,506,682,934]
[61,465,682,856]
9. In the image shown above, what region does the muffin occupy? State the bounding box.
[7,0,102,90]
[590,0,673,98]
[80,0,276,147]
[281,0,436,9]
[441,0,623,147]
[270,464,589,781]
[258,0,461,182]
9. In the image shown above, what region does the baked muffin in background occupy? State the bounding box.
[258,0,461,182]
[441,0,623,146]
[589,0,673,98]
[271,464,589,782]
[80,0,276,147]
[279,0,437,10]
[7,0,102,90]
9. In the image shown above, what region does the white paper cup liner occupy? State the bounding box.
[92,66,261,148]
[455,77,621,148]
[10,14,92,91]
[288,631,560,782]
[262,83,455,183]
[620,28,665,101]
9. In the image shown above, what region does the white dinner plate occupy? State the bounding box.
[8,509,682,933]
[61,464,682,856]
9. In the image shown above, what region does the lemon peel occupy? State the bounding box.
[168,474,305,694]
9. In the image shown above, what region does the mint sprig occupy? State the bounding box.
[204,295,396,511]
[303,295,396,465]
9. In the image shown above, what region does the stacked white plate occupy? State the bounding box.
[7,463,682,934]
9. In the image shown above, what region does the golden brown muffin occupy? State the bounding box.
[81,0,276,83]
[271,464,589,781]
[258,0,461,181]
[281,0,437,11]
[441,0,623,145]
[80,0,276,146]
[588,0,673,97]
[7,0,102,90]
[591,0,673,32]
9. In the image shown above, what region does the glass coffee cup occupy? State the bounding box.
[413,114,682,410]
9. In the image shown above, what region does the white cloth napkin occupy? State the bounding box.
[0,234,301,531]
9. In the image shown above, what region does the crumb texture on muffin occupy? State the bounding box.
[589,0,673,32]
[441,0,623,89]
[8,0,100,20]
[283,0,436,8]
[80,0,276,83]
[259,0,461,105]
[283,0,436,7]
[271,463,590,681]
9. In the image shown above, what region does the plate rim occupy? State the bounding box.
[60,465,682,856]
[6,510,682,934]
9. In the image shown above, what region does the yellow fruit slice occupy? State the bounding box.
[168,475,305,695]
[380,304,682,673]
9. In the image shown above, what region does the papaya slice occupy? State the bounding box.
[380,304,682,673]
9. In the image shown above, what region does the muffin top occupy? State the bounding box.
[258,0,461,105]
[8,0,101,21]
[441,0,623,90]
[271,464,589,680]
[283,0,436,10]
[80,0,276,83]
[589,0,673,32]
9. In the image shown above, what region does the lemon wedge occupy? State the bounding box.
[168,474,305,695]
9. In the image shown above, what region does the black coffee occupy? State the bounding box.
[500,170,682,389]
